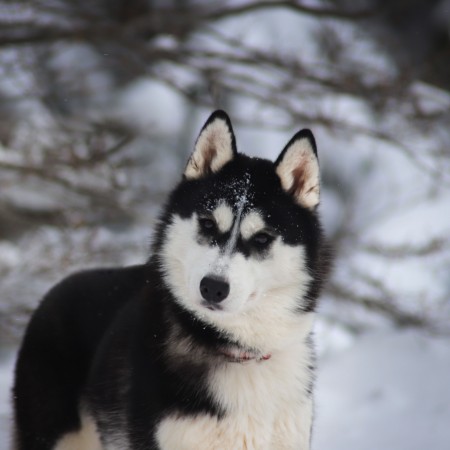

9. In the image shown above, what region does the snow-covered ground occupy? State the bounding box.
[314,329,450,450]
[1,329,449,449]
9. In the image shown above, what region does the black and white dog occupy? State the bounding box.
[13,111,328,449]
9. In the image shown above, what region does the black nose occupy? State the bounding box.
[200,276,230,303]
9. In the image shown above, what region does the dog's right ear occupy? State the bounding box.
[184,110,237,180]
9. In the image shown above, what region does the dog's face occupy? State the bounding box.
[155,111,323,352]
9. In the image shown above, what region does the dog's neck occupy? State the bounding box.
[164,297,271,365]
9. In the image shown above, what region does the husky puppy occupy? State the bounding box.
[13,110,328,450]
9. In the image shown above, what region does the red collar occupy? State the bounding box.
[218,346,272,363]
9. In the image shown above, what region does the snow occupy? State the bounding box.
[0,350,14,448]
[115,78,187,135]
[1,329,450,448]
[314,329,450,450]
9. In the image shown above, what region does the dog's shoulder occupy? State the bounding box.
[19,264,150,356]
[40,264,147,311]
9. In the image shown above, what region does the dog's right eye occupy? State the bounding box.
[251,232,274,249]
[199,218,216,233]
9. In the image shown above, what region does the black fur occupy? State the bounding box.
[13,266,148,449]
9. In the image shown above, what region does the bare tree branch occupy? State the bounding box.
[201,1,381,21]
[327,282,430,329]
[361,238,449,258]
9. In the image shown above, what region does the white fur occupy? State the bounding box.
[240,210,266,240]
[276,138,320,209]
[160,213,312,353]
[185,118,234,179]
[53,414,102,450]
[212,202,233,233]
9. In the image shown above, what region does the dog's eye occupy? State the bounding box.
[199,218,216,233]
[251,232,274,248]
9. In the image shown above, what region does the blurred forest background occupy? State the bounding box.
[1,1,450,448]
[1,0,449,342]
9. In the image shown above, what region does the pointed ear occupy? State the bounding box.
[184,110,237,180]
[275,129,320,209]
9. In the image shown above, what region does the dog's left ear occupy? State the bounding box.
[275,129,320,209]
[184,110,237,180]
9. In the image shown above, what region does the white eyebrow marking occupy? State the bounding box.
[212,203,234,233]
[240,211,266,240]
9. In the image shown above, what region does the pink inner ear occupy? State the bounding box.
[276,140,320,209]
[198,139,217,176]
[291,157,318,200]
[185,117,236,180]
[290,163,308,198]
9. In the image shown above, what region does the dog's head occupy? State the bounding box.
[153,111,325,353]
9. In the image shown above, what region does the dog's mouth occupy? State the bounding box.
[217,346,271,363]
[201,301,223,312]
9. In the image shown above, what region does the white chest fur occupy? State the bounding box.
[156,340,314,450]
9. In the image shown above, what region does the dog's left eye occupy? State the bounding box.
[251,232,274,248]
[199,218,216,233]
